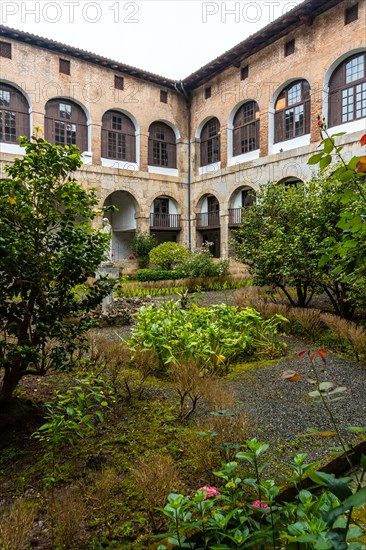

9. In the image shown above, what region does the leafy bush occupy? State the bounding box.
[178,244,229,278]
[136,268,183,282]
[128,302,287,374]
[157,438,366,550]
[149,242,189,270]
[132,232,158,268]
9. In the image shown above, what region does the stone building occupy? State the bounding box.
[0,0,365,260]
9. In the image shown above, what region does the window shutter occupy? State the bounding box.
[101,111,111,158]
[200,140,208,167]
[329,64,345,128]
[44,116,54,144]
[274,111,284,143]
[304,99,311,134]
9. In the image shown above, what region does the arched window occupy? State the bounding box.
[233,101,259,156]
[200,118,220,166]
[0,83,30,143]
[148,122,176,168]
[274,80,310,143]
[328,52,366,127]
[101,110,135,161]
[44,99,87,151]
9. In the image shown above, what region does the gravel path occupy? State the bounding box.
[228,338,366,464]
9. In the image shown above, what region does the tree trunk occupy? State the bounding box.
[0,362,24,402]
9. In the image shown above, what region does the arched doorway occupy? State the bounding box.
[103,191,137,261]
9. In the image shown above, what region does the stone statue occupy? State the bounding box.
[101,218,113,265]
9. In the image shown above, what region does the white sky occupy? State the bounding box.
[1,1,302,79]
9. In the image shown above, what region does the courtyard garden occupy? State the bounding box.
[0,130,366,549]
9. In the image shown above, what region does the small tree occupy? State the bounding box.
[0,135,113,402]
[233,178,346,308]
[149,242,189,270]
[132,232,158,268]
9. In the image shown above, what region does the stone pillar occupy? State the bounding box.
[220,212,229,259]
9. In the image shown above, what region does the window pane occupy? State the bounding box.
[346,55,364,84]
[285,109,294,139]
[356,82,366,119]
[55,121,65,145]
[117,134,126,159]
[66,123,76,145]
[3,111,16,142]
[208,120,217,138]
[342,88,354,122]
[243,102,255,123]
[287,82,302,106]
[153,141,168,166]
[112,116,122,131]
[294,105,304,136]
[59,103,72,119]
[0,90,10,107]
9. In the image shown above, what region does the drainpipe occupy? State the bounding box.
[174,81,192,251]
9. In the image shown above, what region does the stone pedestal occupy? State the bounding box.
[96,264,120,312]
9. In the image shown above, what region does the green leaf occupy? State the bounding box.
[323,138,335,154]
[319,155,332,170]
[327,478,353,501]
[343,487,366,509]
[308,152,325,165]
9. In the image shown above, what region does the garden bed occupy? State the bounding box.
[1,290,365,549]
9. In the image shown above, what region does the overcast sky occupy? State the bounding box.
[1,1,302,79]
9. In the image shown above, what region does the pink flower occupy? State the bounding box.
[197,486,221,499]
[252,500,269,510]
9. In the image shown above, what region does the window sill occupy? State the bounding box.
[328,119,366,137]
[101,158,138,170]
[0,142,25,155]
[228,149,260,167]
[148,165,178,176]
[270,134,310,154]
[82,152,93,165]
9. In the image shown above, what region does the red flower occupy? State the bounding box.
[317,120,323,127]
[360,134,366,146]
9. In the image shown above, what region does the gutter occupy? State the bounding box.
[174,81,192,251]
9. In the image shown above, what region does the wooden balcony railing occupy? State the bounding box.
[196,211,220,229]
[150,213,181,230]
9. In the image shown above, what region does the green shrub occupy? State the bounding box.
[129,302,287,374]
[158,437,366,550]
[132,232,158,268]
[149,242,189,270]
[136,269,183,282]
[177,245,229,278]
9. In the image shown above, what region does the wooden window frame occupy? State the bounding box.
[328,53,366,128]
[0,41,12,59]
[233,101,260,156]
[101,110,136,162]
[240,65,249,80]
[160,90,168,103]
[59,58,71,75]
[114,75,124,90]
[274,80,310,143]
[200,118,220,166]
[284,39,295,57]
[45,99,87,151]
[0,83,30,144]
[345,4,358,24]
[205,87,212,99]
[148,122,177,168]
